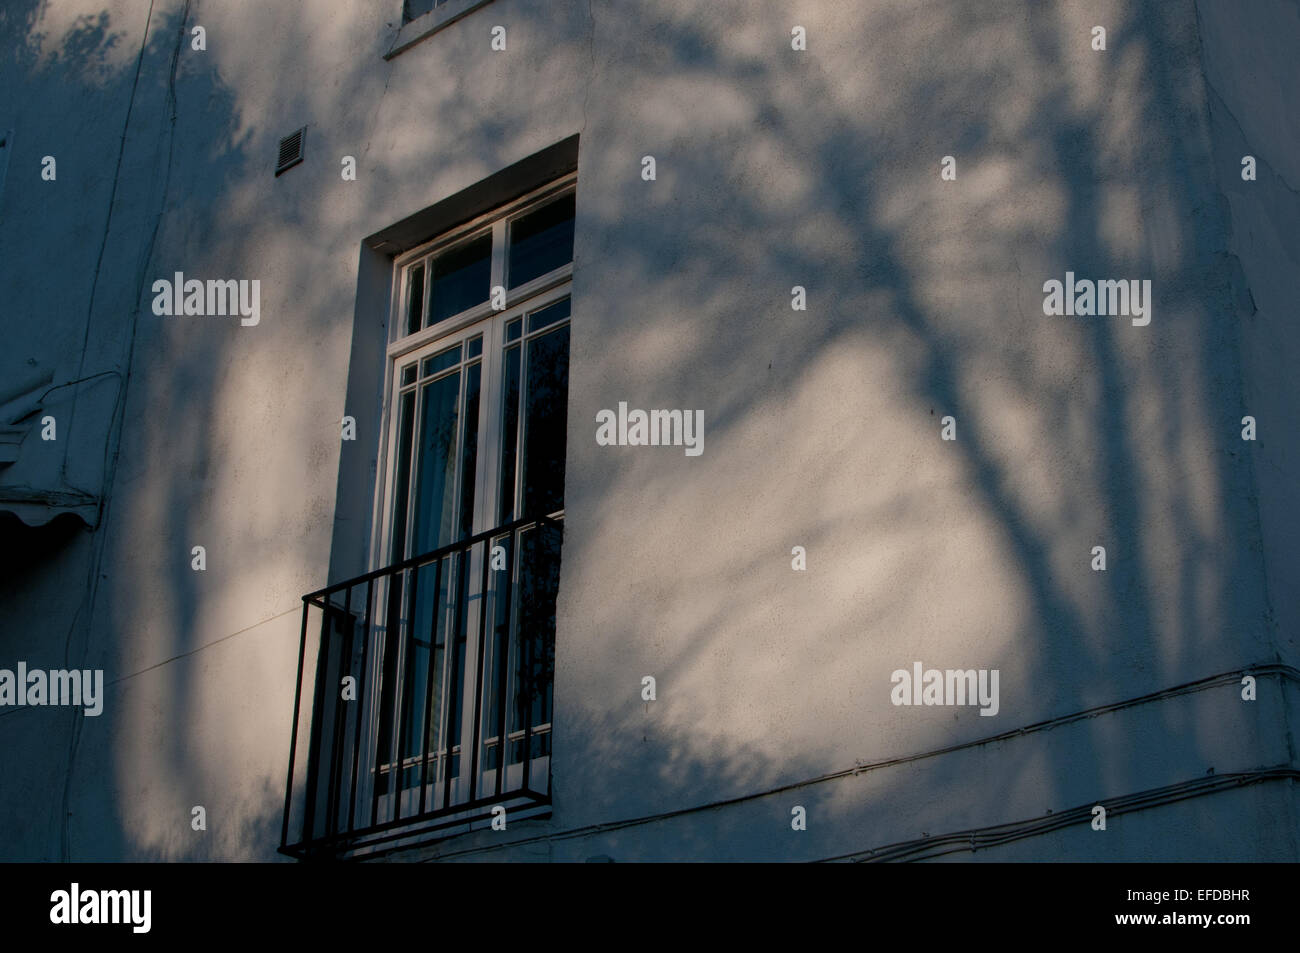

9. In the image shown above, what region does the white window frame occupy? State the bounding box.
[361,174,575,830]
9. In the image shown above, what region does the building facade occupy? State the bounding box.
[1,0,1297,861]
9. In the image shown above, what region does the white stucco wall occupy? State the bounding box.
[0,0,1295,862]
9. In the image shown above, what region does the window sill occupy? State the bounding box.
[385,0,496,60]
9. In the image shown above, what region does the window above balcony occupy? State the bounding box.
[387,0,497,60]
[281,167,575,861]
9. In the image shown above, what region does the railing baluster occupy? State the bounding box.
[325,586,354,835]
[302,591,334,847]
[280,601,311,849]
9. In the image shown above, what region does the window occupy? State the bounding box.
[404,0,450,21]
[391,0,498,59]
[378,178,573,791]
[281,175,575,858]
[401,0,494,27]
[384,0,496,58]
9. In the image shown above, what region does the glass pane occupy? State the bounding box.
[458,363,481,541]
[506,318,522,342]
[401,556,449,774]
[446,556,468,762]
[411,372,462,554]
[508,193,575,289]
[510,522,561,764]
[395,566,423,782]
[405,264,425,336]
[467,335,483,359]
[498,343,521,523]
[527,297,570,334]
[429,235,491,326]
[421,344,461,379]
[400,363,417,387]
[406,0,451,20]
[389,391,416,563]
[482,534,514,770]
[521,325,570,518]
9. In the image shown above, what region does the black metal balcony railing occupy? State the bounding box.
[280,514,562,860]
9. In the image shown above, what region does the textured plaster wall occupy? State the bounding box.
[0,0,1294,861]
[1195,0,1300,667]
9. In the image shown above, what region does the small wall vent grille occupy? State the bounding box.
[276,127,305,176]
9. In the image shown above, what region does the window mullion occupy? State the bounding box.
[490,219,507,299]
[475,318,505,535]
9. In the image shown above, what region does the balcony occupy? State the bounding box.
[280,515,562,860]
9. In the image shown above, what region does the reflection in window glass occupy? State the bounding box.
[458,363,480,541]
[522,324,569,518]
[512,523,560,764]
[527,297,570,335]
[411,372,462,554]
[406,264,425,336]
[498,343,521,523]
[421,344,461,379]
[508,194,575,289]
[390,391,416,563]
[401,556,448,780]
[429,235,491,326]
